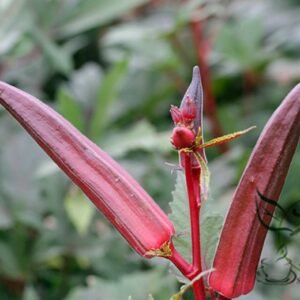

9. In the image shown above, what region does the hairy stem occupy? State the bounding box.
[185,157,201,269]
[184,153,206,299]
[168,245,195,277]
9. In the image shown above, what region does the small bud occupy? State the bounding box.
[181,96,197,122]
[171,127,195,150]
[170,105,182,124]
[180,66,203,131]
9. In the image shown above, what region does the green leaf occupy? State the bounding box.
[58,0,149,37]
[193,152,210,201]
[102,120,171,157]
[168,172,223,271]
[89,59,129,140]
[64,186,95,235]
[64,269,176,300]
[29,26,72,75]
[22,286,40,300]
[169,172,191,263]
[200,214,223,268]
[0,241,22,278]
[32,239,64,267]
[68,63,103,108]
[175,0,206,26]
[1,133,47,226]
[57,88,84,132]
[215,18,265,69]
[0,202,12,229]
[35,161,60,178]
[0,0,29,55]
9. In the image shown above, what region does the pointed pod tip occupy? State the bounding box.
[292,83,300,99]
[192,66,200,80]
[294,82,300,90]
[285,83,300,106]
[177,66,203,139]
[0,81,7,94]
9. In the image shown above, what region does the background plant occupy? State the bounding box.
[0,0,300,299]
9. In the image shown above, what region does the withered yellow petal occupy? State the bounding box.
[199,126,256,149]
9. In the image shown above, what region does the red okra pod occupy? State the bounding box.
[0,81,175,258]
[209,85,300,298]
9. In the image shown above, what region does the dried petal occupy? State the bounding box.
[193,151,210,201]
[0,82,175,258]
[198,126,256,149]
[209,85,300,298]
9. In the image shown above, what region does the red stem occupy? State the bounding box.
[169,248,207,300]
[218,295,231,300]
[168,245,195,278]
[184,153,206,299]
[185,159,201,269]
[193,280,206,300]
[209,289,217,300]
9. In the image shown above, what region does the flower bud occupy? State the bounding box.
[170,105,183,124]
[180,66,203,132]
[171,127,195,150]
[181,96,197,122]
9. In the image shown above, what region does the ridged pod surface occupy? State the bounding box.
[209,85,300,298]
[0,82,175,258]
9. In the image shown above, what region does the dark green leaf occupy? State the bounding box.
[29,27,73,75]
[89,59,129,140]
[64,186,95,236]
[22,286,40,300]
[102,120,171,157]
[169,172,192,264]
[0,242,22,279]
[57,88,84,132]
[58,0,149,37]
[64,269,176,300]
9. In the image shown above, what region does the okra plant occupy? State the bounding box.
[0,66,299,300]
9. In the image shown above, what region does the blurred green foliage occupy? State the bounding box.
[0,0,300,299]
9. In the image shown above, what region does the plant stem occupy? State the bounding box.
[169,247,208,300]
[193,280,206,300]
[218,295,231,300]
[169,245,195,277]
[184,153,206,299]
[209,289,217,300]
[185,160,201,269]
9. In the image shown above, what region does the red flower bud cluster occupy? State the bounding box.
[170,96,197,127]
[170,97,198,150]
[170,68,202,151]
